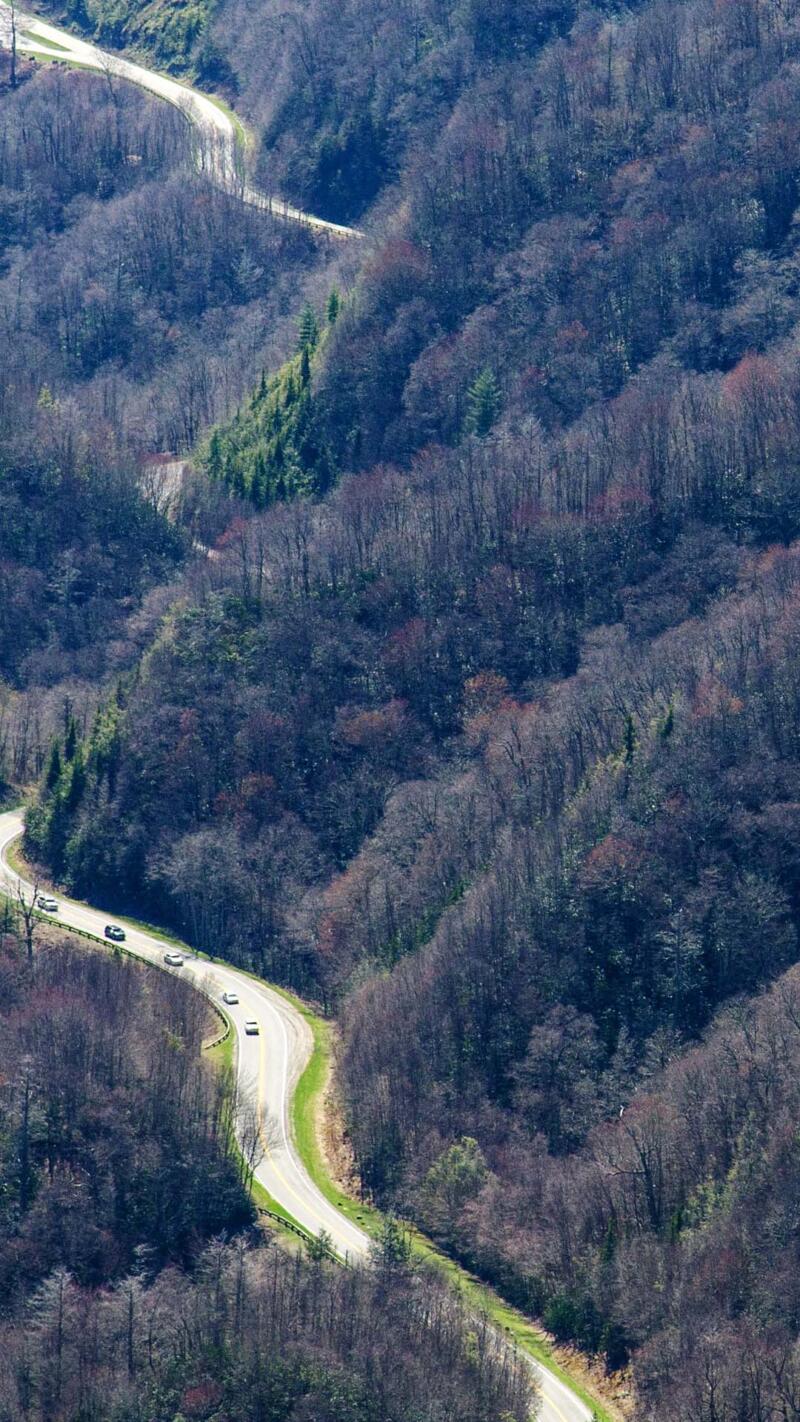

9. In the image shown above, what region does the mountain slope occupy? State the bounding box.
[14,0,800,1411]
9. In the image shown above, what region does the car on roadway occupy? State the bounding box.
[164,951,185,968]
[36,895,58,912]
[244,1019,260,1035]
[104,924,126,941]
[222,990,239,1005]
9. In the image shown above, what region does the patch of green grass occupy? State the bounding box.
[108,912,188,949]
[4,837,30,884]
[266,989,385,1240]
[22,32,71,50]
[204,1001,233,1064]
[22,49,102,72]
[197,87,250,149]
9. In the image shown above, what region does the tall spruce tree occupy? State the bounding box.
[465,367,501,437]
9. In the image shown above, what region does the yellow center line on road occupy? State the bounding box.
[255,1018,337,1240]
[540,1385,575,1422]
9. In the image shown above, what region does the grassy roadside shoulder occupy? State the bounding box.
[18,23,252,159]
[278,985,617,1422]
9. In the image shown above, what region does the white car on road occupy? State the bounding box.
[222,990,239,1005]
[36,895,58,912]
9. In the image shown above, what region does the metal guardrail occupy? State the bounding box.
[10,896,232,1053]
[199,992,231,1052]
[256,1207,344,1264]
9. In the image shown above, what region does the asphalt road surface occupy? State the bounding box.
[0,808,595,1422]
[0,2,361,237]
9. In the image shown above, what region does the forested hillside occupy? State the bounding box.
[10,0,800,1412]
[0,61,318,765]
[0,931,250,1306]
[1,67,317,459]
[0,1230,531,1422]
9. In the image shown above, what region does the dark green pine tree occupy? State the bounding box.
[207,428,223,481]
[465,367,501,437]
[659,703,675,742]
[44,739,62,793]
[252,449,268,507]
[66,748,86,811]
[623,713,637,765]
[300,344,312,387]
[297,303,319,351]
[232,461,247,501]
[64,716,78,763]
[326,288,341,325]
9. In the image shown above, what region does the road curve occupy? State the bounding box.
[0,808,369,1262]
[0,3,362,239]
[0,807,594,1422]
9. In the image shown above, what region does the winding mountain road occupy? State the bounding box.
[0,807,595,1422]
[0,3,362,238]
[0,7,603,1416]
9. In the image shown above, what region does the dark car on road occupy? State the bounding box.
[104,924,126,941]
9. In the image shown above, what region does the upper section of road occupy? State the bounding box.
[0,3,363,238]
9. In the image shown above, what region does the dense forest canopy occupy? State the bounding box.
[7,0,800,1412]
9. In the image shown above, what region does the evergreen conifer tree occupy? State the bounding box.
[64,717,78,763]
[623,713,637,764]
[298,303,319,350]
[465,367,501,437]
[207,429,223,481]
[45,740,62,793]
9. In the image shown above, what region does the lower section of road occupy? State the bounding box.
[0,806,595,1422]
[0,809,368,1262]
